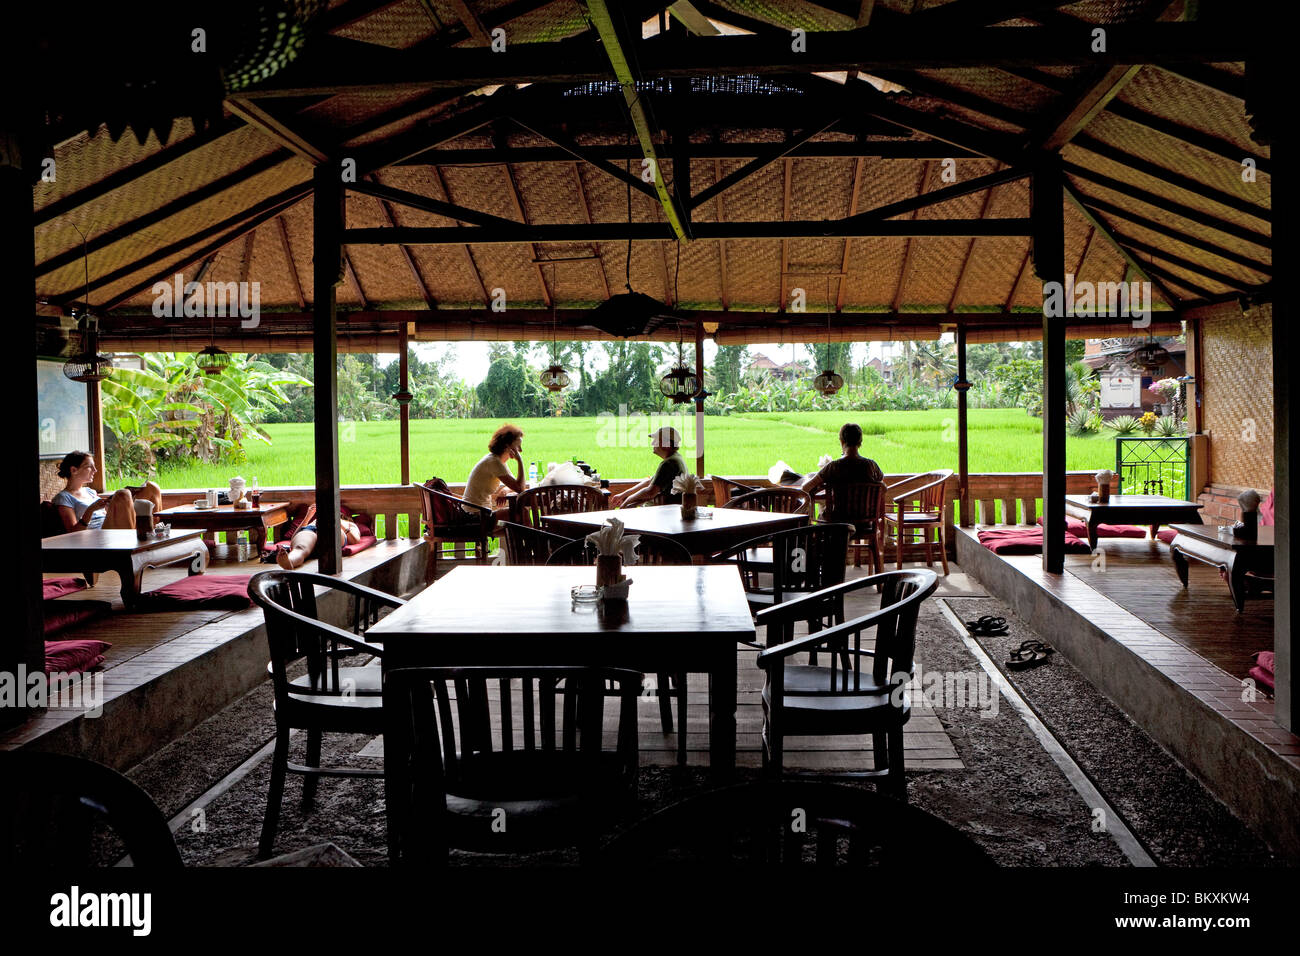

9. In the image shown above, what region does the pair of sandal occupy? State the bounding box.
[1007,639,1055,670]
[965,615,1008,637]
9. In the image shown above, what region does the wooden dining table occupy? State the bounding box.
[41,528,208,610]
[367,563,757,859]
[540,504,809,558]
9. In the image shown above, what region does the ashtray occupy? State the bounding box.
[571,585,603,607]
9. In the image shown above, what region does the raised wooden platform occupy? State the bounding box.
[5,537,428,771]
[956,524,1299,857]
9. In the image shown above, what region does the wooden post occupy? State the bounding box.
[87,379,106,492]
[313,161,344,573]
[1032,157,1066,573]
[1271,103,1294,732]
[955,320,971,527]
[397,322,411,487]
[695,317,706,478]
[2,123,45,729]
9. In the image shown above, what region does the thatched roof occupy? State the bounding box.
[33,0,1269,352]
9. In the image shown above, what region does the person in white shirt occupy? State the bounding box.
[52,450,162,533]
[463,423,528,521]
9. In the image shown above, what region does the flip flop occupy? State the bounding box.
[965,615,1009,636]
[1007,640,1055,670]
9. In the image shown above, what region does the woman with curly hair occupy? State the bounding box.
[462,423,528,522]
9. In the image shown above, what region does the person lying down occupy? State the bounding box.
[277,517,362,569]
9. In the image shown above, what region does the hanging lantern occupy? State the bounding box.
[812,368,844,396]
[196,344,233,376]
[63,314,114,383]
[1127,339,1170,370]
[539,363,570,392]
[659,339,699,404]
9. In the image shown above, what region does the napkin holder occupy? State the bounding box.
[1095,469,1114,504]
[680,492,698,520]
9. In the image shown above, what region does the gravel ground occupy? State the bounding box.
[113,598,1279,867]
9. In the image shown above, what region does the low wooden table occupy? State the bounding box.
[367,564,756,860]
[1064,493,1204,550]
[541,504,809,558]
[1168,523,1275,614]
[41,528,208,610]
[155,500,290,552]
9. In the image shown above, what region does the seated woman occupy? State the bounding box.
[463,423,528,523]
[52,450,163,533]
[276,516,363,570]
[799,422,885,521]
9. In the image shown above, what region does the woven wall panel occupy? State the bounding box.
[1201,302,1273,490]
[330,0,438,49]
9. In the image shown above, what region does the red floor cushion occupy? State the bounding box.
[1038,516,1146,539]
[45,637,112,673]
[138,574,254,610]
[1249,651,1275,693]
[978,528,1092,556]
[43,577,87,600]
[341,534,378,557]
[43,601,111,637]
[1156,528,1178,545]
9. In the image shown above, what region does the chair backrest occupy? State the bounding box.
[415,478,490,531]
[386,665,640,857]
[547,533,691,567]
[516,484,605,527]
[599,779,991,867]
[724,487,813,516]
[820,481,885,528]
[759,569,939,688]
[499,521,570,566]
[744,523,854,603]
[248,570,401,708]
[0,752,182,869]
[894,470,954,516]
[40,500,68,537]
[710,475,756,506]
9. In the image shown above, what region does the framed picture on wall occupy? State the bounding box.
[37,359,91,458]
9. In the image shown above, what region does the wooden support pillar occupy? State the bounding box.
[695,317,706,478]
[397,322,411,487]
[87,380,106,493]
[1271,114,1294,732]
[1032,157,1066,573]
[955,320,972,527]
[2,123,44,729]
[313,162,344,573]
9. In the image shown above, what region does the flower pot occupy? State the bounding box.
[681,492,698,520]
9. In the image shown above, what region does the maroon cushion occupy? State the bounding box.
[979,528,1092,556]
[1260,490,1275,527]
[138,574,254,610]
[341,534,378,557]
[1037,516,1145,539]
[1250,651,1275,692]
[43,601,111,638]
[1156,528,1178,545]
[45,638,111,673]
[43,577,87,600]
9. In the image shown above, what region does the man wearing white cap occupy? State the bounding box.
[610,425,686,508]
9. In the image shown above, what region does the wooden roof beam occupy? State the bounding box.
[846,166,1028,224]
[1109,230,1251,291]
[509,118,660,202]
[224,96,330,163]
[837,157,865,311]
[570,162,611,300]
[1034,65,1143,150]
[397,142,981,165]
[947,185,998,312]
[584,0,691,241]
[690,118,841,209]
[366,176,436,310]
[431,165,491,307]
[1104,99,1270,175]
[1063,180,1181,307]
[275,216,306,310]
[346,179,524,231]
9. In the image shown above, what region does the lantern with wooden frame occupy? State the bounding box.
[812,277,843,396]
[538,260,571,393]
[659,332,699,404]
[62,222,114,383]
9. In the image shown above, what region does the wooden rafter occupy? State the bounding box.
[1104,100,1270,176]
[510,119,660,201]
[367,176,435,310]
[1034,65,1143,150]
[445,0,489,44]
[397,141,980,165]
[1063,180,1181,307]
[1004,245,1033,312]
[499,161,552,307]
[947,183,998,312]
[432,165,491,306]
[569,163,611,300]
[779,157,791,310]
[847,166,1027,225]
[225,96,329,163]
[1109,229,1248,291]
[690,118,840,209]
[343,250,369,310]
[892,161,932,312]
[347,179,523,231]
[275,216,306,310]
[714,159,730,311]
[837,157,865,311]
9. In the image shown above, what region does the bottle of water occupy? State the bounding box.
[528,461,538,486]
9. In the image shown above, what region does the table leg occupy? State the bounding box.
[1170,542,1190,587]
[120,559,144,610]
[383,671,410,863]
[1088,518,1099,553]
[708,656,737,778]
[1224,551,1246,614]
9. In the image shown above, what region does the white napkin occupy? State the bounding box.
[767,460,792,484]
[586,517,641,560]
[818,454,834,470]
[672,473,705,496]
[1095,469,1115,484]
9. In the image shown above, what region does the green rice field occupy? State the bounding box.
[123,409,1117,490]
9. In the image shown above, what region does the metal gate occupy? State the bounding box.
[1115,436,1191,500]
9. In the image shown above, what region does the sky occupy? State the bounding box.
[388,339,906,383]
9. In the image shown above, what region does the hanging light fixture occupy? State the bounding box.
[659,334,699,404]
[538,260,570,393]
[812,277,843,396]
[194,296,232,375]
[62,223,114,383]
[1127,334,1170,371]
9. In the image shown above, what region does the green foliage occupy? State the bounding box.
[1156,415,1184,437]
[989,359,1044,415]
[1106,414,1140,436]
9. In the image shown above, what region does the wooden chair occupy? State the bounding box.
[600,779,992,867]
[384,665,640,863]
[546,532,693,765]
[722,487,814,582]
[709,475,757,507]
[714,523,855,616]
[819,481,886,571]
[414,478,496,583]
[0,752,182,869]
[882,470,953,575]
[515,484,606,528]
[247,570,406,859]
[499,520,570,566]
[754,569,939,797]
